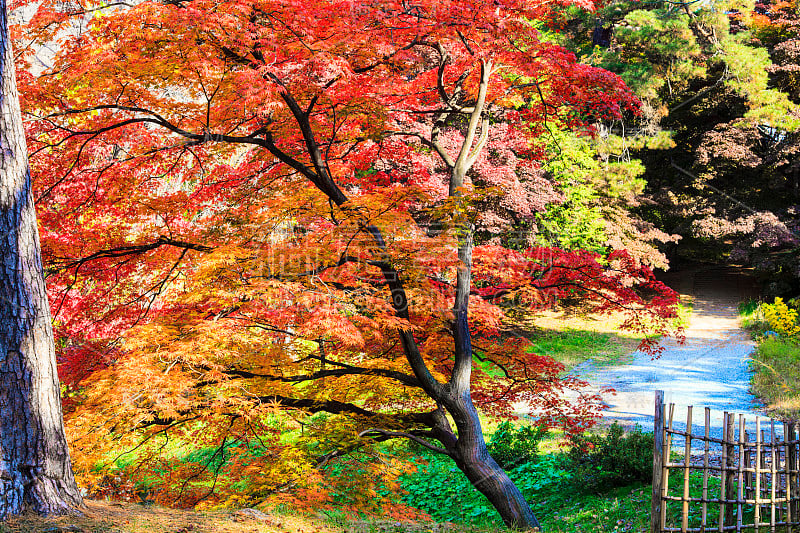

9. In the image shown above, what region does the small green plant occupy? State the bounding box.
[566,422,654,492]
[673,301,693,329]
[486,421,546,470]
[739,299,769,335]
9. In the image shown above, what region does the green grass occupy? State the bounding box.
[750,336,800,417]
[516,301,689,373]
[390,421,770,533]
[394,421,657,532]
[394,448,766,533]
[395,449,653,532]
[527,329,631,370]
[739,299,800,417]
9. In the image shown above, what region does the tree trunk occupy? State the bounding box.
[459,453,541,531]
[444,386,542,530]
[444,95,542,529]
[0,0,83,517]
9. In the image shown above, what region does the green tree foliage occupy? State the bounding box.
[558,0,800,292]
[535,131,608,254]
[534,129,678,268]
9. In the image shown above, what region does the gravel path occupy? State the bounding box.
[571,267,771,439]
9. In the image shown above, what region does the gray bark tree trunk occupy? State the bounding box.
[0,0,83,517]
[435,59,541,531]
[446,396,542,530]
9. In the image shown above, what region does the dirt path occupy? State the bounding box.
[571,267,769,437]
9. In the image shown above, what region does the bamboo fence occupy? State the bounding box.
[652,390,800,533]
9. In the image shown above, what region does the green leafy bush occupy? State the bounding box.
[566,422,654,492]
[486,421,546,470]
[739,299,769,335]
[398,452,499,524]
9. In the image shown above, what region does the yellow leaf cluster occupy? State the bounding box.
[763,297,800,337]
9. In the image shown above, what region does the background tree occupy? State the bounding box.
[0,0,81,517]
[556,0,800,294]
[531,127,679,269]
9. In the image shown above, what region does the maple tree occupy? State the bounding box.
[15,0,681,528]
[0,0,82,517]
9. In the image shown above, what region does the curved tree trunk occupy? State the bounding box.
[442,227,542,530]
[444,391,541,530]
[0,0,83,517]
[436,59,541,530]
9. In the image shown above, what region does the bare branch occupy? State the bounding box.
[359,428,450,455]
[48,236,212,276]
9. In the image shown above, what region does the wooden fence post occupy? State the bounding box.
[725,413,737,527]
[652,390,665,533]
[647,403,798,532]
[783,422,794,532]
[789,423,800,526]
[682,405,693,533]
[720,412,730,532]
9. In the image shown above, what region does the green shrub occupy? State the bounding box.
[566,422,654,492]
[738,299,760,317]
[486,421,546,470]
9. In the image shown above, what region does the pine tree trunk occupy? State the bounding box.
[0,0,83,517]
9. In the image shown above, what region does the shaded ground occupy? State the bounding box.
[0,500,324,533]
[571,267,770,439]
[0,500,467,533]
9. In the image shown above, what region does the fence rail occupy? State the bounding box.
[651,390,800,533]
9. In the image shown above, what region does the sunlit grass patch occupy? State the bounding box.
[740,298,800,418]
[527,328,634,370]
[750,336,800,418]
